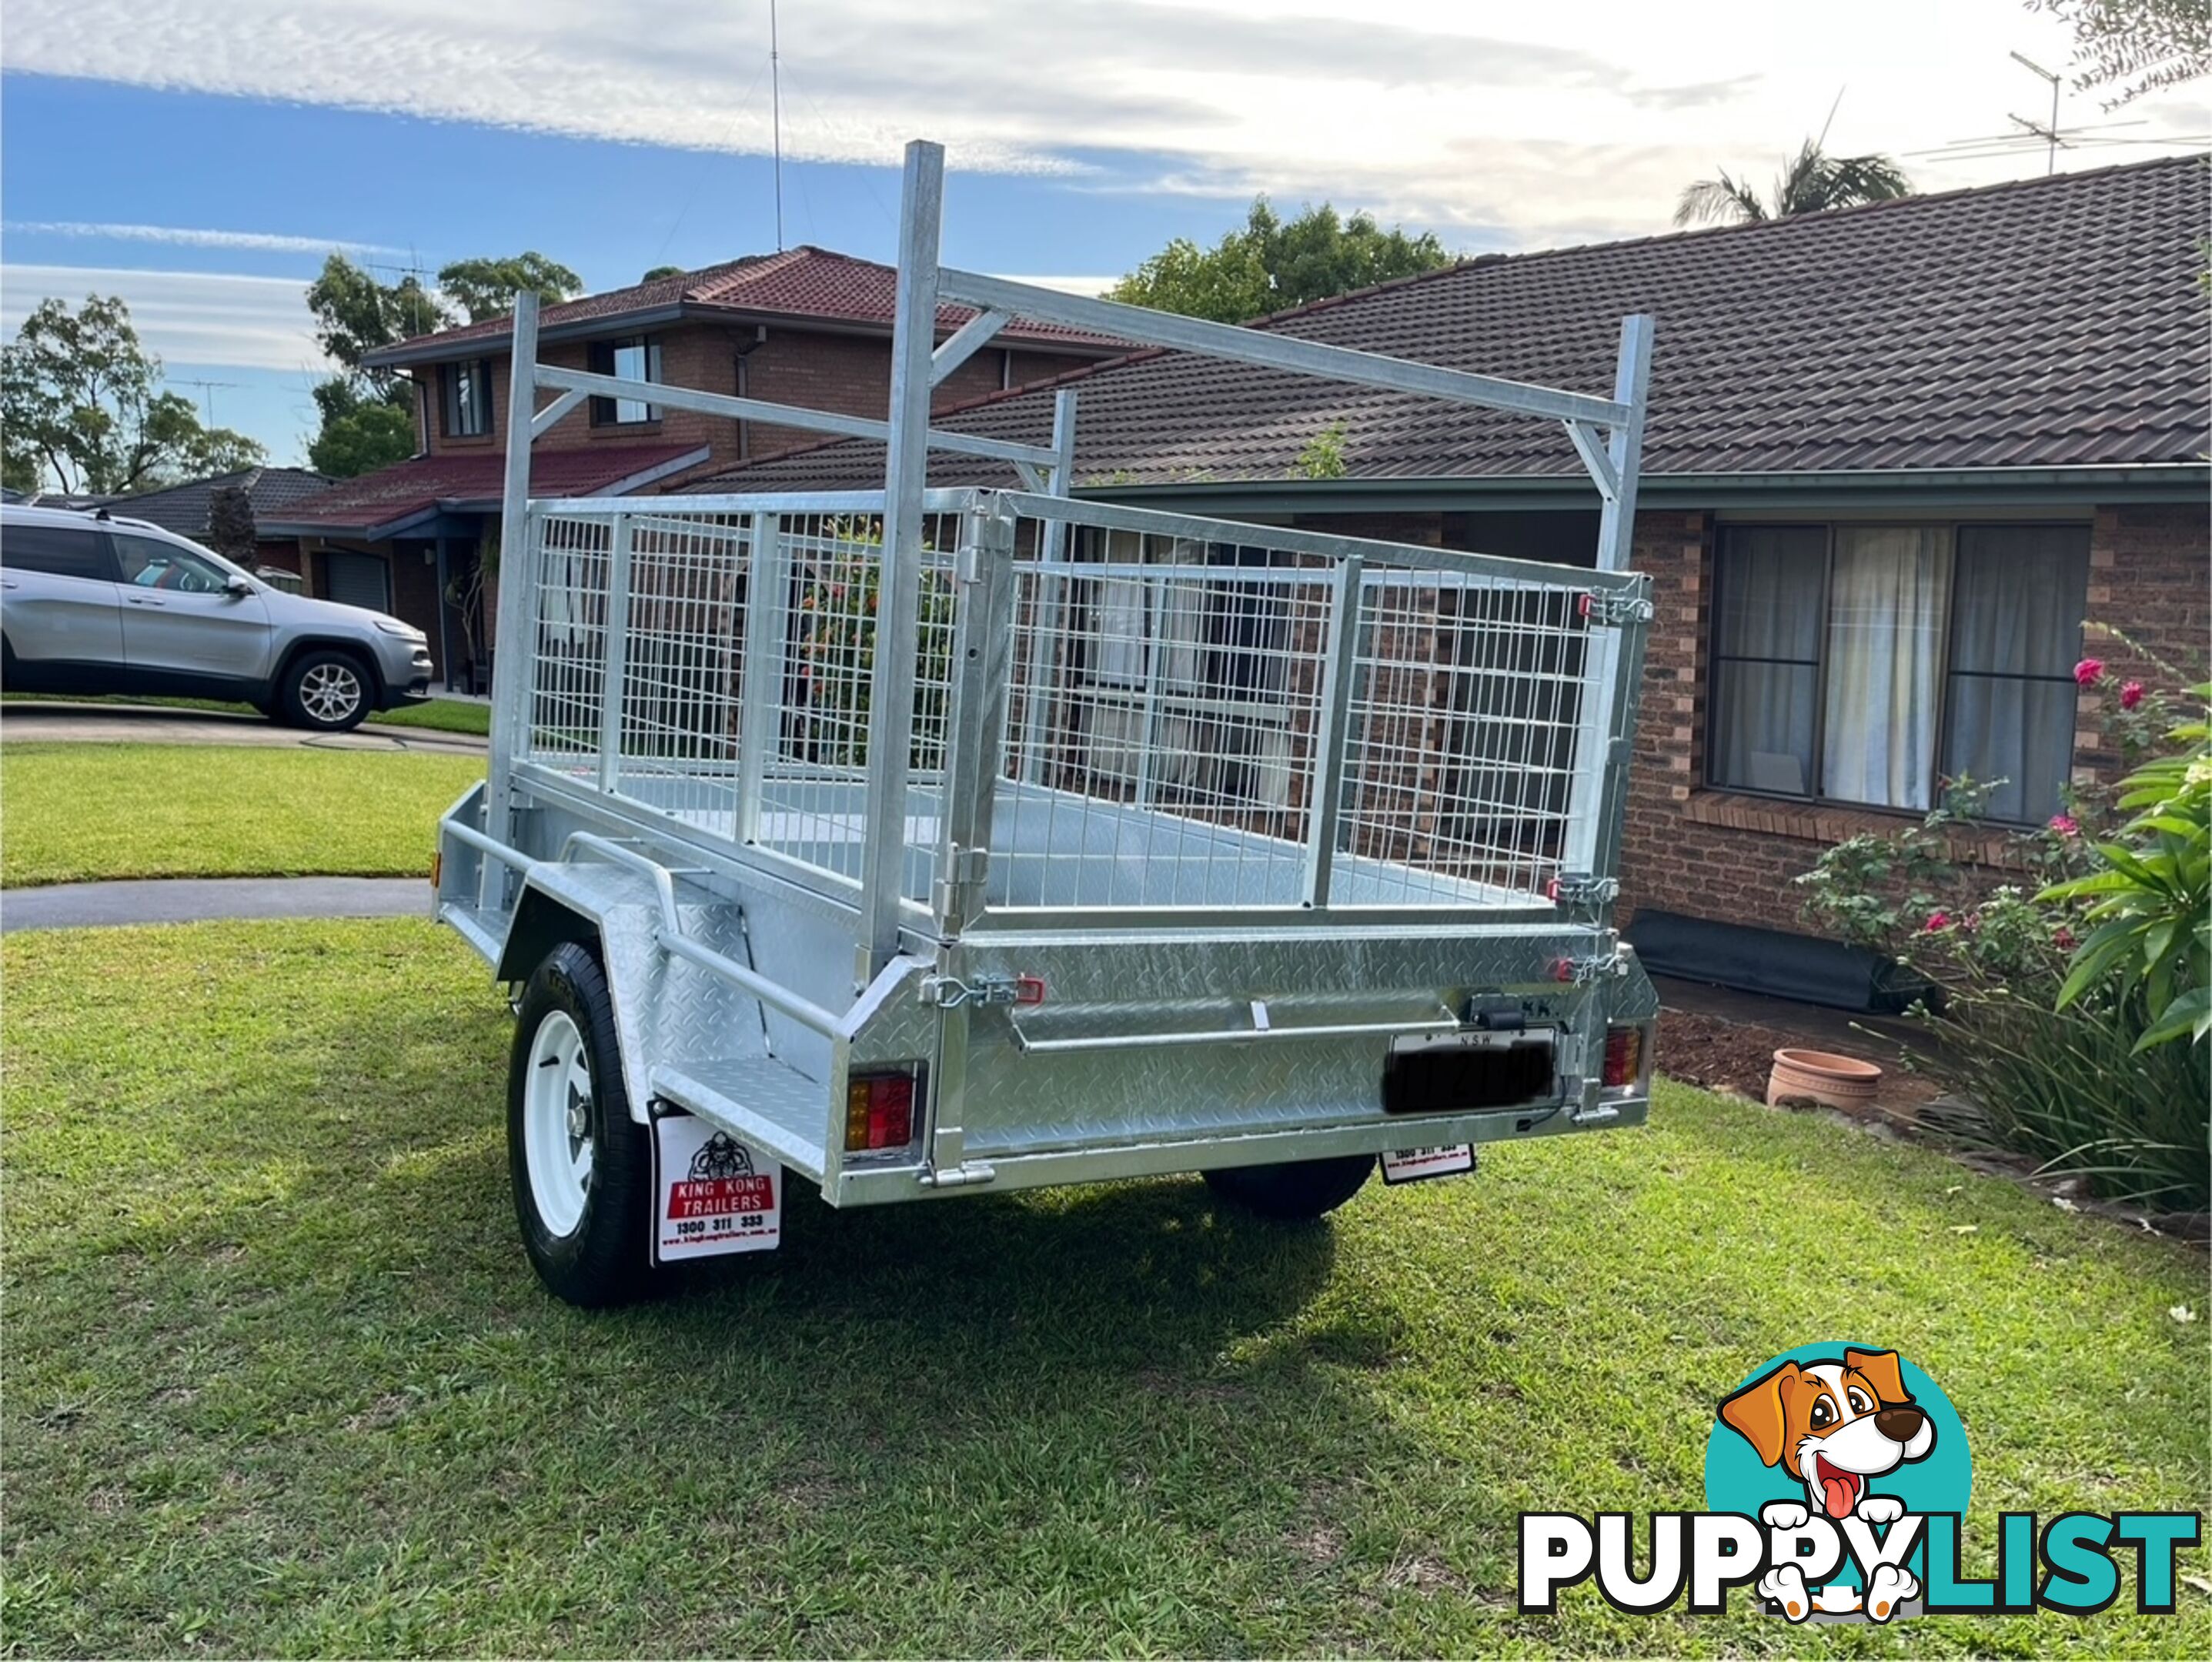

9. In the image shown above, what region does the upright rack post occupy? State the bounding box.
[860,139,947,977]
[480,289,542,906]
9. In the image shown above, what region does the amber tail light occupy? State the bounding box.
[844,1069,921,1152]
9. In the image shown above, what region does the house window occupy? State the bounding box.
[1708,522,2088,823]
[589,335,663,424]
[441,359,493,437]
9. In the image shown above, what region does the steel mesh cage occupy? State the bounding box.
[516,491,1634,922]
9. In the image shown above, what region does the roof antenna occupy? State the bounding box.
[2008,51,2064,175]
[1815,85,1846,151]
[770,0,785,251]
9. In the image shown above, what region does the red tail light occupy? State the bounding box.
[1602,1025,1646,1089]
[845,1069,918,1152]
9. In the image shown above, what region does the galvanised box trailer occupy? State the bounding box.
[435,141,1660,1306]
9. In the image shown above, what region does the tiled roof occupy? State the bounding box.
[691,155,2211,494]
[106,467,332,537]
[365,245,1126,365]
[265,445,707,537]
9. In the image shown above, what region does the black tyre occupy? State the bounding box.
[1204,1153,1376,1221]
[508,942,653,1307]
[279,648,372,731]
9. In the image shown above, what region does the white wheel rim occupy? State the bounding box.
[300,662,363,723]
[524,1009,594,1236]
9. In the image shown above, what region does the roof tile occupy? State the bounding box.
[371,245,1124,362]
[697,156,2208,492]
[269,445,704,536]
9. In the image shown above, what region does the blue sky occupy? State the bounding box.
[3,1,2204,471]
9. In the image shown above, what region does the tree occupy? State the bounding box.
[1,295,265,495]
[302,250,586,477]
[206,483,259,566]
[306,254,448,383]
[436,252,583,324]
[306,379,417,479]
[640,265,685,282]
[1675,138,1912,227]
[2032,0,2211,105]
[1108,199,1452,324]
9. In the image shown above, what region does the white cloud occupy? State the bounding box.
[0,265,322,370]
[3,1,2204,245]
[3,221,400,255]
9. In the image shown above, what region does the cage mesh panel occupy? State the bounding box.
[521,499,1602,918]
[751,512,957,893]
[1001,527,1331,907]
[1003,520,1592,910]
[528,513,613,765]
[615,512,747,827]
[1335,572,1587,903]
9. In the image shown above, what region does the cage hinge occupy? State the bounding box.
[933,843,991,920]
[1581,592,1654,627]
[920,971,1044,1010]
[1545,873,1619,909]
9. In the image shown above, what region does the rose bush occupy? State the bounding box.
[1795,639,2208,1212]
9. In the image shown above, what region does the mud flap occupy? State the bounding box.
[649,1103,782,1263]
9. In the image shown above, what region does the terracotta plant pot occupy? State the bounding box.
[1766,1048,1883,1110]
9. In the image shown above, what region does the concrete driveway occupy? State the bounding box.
[0,700,487,755]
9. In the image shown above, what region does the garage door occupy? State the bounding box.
[324,551,389,612]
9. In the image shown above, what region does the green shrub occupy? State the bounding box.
[2041,677,2210,1051]
[1794,649,2209,1212]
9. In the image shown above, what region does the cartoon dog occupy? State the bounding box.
[1719,1348,1935,1623]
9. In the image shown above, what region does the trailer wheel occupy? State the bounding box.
[1203,1153,1375,1221]
[508,942,651,1307]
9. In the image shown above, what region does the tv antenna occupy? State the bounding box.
[174,378,243,425]
[770,0,785,250]
[2008,51,2065,173]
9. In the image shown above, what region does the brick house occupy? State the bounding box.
[686,157,2209,997]
[266,245,1121,686]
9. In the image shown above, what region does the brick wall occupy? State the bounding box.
[2074,504,2210,778]
[412,327,1095,470]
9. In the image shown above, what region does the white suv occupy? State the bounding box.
[0,504,433,732]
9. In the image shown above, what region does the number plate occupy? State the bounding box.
[1382,1145,1476,1186]
[650,1105,780,1263]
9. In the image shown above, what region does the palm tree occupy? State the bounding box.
[1675,138,1912,227]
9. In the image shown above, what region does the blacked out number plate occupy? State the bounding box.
[1382,1030,1556,1115]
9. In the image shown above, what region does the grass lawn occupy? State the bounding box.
[364,698,491,736]
[1,692,492,736]
[4,919,2206,1657]
[0,744,482,887]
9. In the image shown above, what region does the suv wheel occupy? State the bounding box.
[279,649,371,732]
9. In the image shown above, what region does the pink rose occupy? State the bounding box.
[2074,658,2104,688]
[2049,813,2080,838]
[1923,909,1951,932]
[2120,679,2146,710]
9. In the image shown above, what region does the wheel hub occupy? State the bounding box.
[523,1009,596,1237]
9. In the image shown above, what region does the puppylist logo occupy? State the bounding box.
[1521,1343,2200,1624]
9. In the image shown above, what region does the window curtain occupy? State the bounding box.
[1710,527,1824,796]
[1821,526,1953,809]
[1941,526,2088,823]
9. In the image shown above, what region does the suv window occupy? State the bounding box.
[113,535,233,595]
[1,522,113,581]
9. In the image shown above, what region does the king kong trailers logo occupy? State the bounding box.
[1519,1343,2201,1624]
